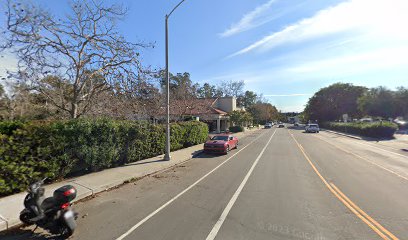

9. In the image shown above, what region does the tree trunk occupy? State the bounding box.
[71,102,78,119]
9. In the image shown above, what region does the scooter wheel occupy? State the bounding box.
[60,223,74,238]
[19,209,34,225]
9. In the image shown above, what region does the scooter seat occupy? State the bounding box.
[41,197,57,211]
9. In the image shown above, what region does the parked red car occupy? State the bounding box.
[204,134,238,154]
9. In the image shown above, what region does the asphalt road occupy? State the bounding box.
[2,126,408,240]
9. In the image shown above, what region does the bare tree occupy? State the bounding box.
[1,0,152,118]
[0,82,52,120]
[217,79,245,98]
[83,77,163,120]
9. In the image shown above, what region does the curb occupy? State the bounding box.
[323,129,400,142]
[322,129,363,140]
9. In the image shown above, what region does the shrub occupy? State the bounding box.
[0,126,60,196]
[229,125,244,133]
[0,119,209,196]
[325,121,397,138]
[0,121,25,135]
[73,119,121,171]
[179,121,208,147]
[170,123,186,151]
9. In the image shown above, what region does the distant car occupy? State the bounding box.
[360,118,373,123]
[264,123,272,129]
[294,123,299,127]
[204,134,238,154]
[305,124,319,133]
[278,123,285,128]
[394,119,407,130]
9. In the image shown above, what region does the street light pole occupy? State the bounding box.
[164,15,171,161]
[164,0,187,161]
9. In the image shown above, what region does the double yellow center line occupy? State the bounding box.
[289,131,399,240]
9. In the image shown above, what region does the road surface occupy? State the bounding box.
[2,126,408,239]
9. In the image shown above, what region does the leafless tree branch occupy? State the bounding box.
[1,0,154,118]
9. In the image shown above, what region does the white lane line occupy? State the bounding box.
[115,129,270,240]
[205,129,277,240]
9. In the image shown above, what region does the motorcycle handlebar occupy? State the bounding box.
[28,177,48,192]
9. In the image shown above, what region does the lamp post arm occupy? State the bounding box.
[167,0,186,18]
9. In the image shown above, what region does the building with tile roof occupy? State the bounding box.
[158,96,243,133]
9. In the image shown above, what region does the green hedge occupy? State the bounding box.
[0,119,208,196]
[0,121,25,135]
[229,126,244,133]
[325,122,397,138]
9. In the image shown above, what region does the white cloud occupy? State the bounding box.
[229,0,408,57]
[219,0,277,38]
[279,105,305,112]
[264,93,311,97]
[196,0,408,112]
[287,46,408,74]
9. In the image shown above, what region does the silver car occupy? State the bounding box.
[305,124,319,133]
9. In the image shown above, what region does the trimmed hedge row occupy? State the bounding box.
[0,119,208,196]
[324,121,397,138]
[229,125,244,133]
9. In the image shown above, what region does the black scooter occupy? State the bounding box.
[19,178,78,238]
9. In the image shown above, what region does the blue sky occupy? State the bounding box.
[1,0,408,112]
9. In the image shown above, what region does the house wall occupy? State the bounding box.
[216,97,237,112]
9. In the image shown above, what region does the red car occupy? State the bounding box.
[204,134,238,154]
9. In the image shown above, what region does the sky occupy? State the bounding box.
[1,0,408,112]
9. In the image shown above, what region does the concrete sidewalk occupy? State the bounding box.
[0,128,260,232]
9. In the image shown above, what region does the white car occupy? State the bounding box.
[264,123,272,129]
[305,124,319,133]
